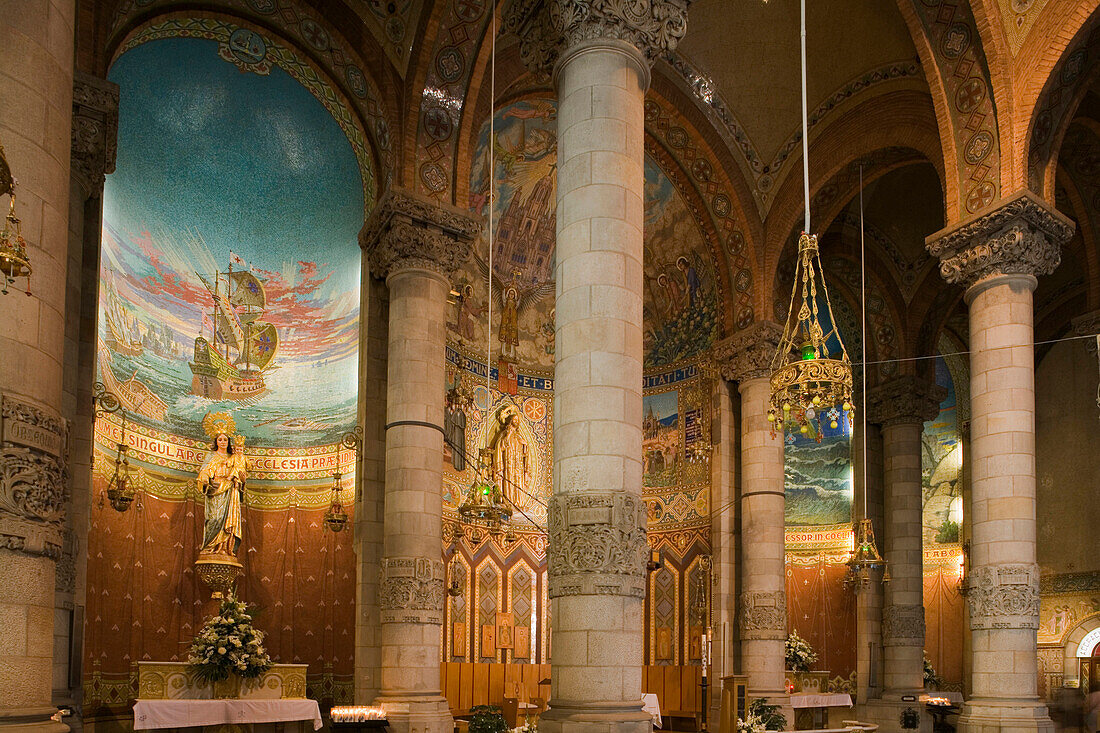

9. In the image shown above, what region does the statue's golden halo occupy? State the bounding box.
[201,411,237,440]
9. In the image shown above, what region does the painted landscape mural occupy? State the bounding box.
[784,421,853,527]
[98,37,363,448]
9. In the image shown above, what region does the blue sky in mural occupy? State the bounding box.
[99,38,363,447]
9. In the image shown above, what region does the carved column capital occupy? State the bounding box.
[379,556,445,624]
[926,190,1074,289]
[865,376,945,428]
[1072,310,1100,355]
[360,188,480,280]
[547,490,648,598]
[713,321,783,383]
[503,0,692,78]
[0,394,69,558]
[71,71,119,194]
[738,590,786,640]
[882,603,926,646]
[966,562,1040,631]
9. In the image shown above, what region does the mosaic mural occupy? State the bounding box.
[923,357,963,550]
[454,97,719,375]
[784,422,853,528]
[99,37,363,449]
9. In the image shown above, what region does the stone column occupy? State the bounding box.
[867,378,944,702]
[927,191,1074,733]
[0,1,76,731]
[360,189,478,733]
[503,4,690,733]
[707,377,736,723]
[852,421,884,707]
[717,323,790,713]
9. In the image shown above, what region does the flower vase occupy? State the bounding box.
[212,676,240,699]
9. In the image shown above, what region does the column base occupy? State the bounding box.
[540,701,653,733]
[859,697,932,733]
[956,698,1053,733]
[375,695,452,733]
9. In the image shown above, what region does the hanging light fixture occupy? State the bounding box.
[767,0,853,441]
[457,448,514,532]
[0,139,32,296]
[93,382,140,512]
[324,443,349,532]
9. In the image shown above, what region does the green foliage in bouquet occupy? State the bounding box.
[923,652,942,688]
[469,706,508,733]
[748,698,787,732]
[187,594,273,683]
[785,630,818,672]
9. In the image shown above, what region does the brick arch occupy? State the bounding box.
[1056,162,1100,309]
[907,278,965,378]
[103,0,398,201]
[1022,4,1100,198]
[762,89,944,316]
[896,0,1000,221]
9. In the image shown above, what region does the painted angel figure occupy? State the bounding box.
[473,255,554,360]
[197,412,247,560]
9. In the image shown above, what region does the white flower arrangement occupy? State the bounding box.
[187,594,273,683]
[736,711,766,733]
[785,630,818,672]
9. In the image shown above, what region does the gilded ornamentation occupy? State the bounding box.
[0,394,68,558]
[360,188,480,278]
[547,490,648,598]
[504,0,692,77]
[71,71,119,190]
[713,321,783,382]
[739,590,786,639]
[882,603,926,645]
[966,563,1041,630]
[379,556,445,624]
[926,191,1074,288]
[866,376,945,428]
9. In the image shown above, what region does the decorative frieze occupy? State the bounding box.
[966,563,1041,631]
[71,71,119,191]
[713,321,783,383]
[865,376,945,427]
[503,0,692,77]
[1071,310,1100,355]
[547,490,648,598]
[379,556,445,624]
[738,590,786,639]
[0,394,68,558]
[926,191,1074,289]
[360,188,480,279]
[882,603,926,646]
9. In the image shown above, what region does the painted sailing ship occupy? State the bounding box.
[188,263,279,401]
[103,279,144,358]
[143,322,179,358]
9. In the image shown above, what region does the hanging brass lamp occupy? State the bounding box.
[768,233,854,441]
[844,518,889,589]
[0,140,32,295]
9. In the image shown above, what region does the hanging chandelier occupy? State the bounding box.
[93,382,140,512]
[768,232,854,440]
[456,448,514,536]
[0,139,32,296]
[844,518,889,589]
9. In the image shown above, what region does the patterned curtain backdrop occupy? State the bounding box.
[84,473,356,715]
[785,556,857,679]
[924,567,964,688]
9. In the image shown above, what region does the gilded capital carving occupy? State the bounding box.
[865,376,945,428]
[926,191,1074,289]
[360,188,480,279]
[713,321,783,383]
[503,0,691,77]
[0,394,69,559]
[882,603,926,646]
[379,555,445,624]
[547,490,648,598]
[738,590,786,639]
[966,563,1040,631]
[71,71,119,192]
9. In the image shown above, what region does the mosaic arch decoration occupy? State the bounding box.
[451,95,724,373]
[906,0,1002,215]
[98,37,364,456]
[110,0,395,194]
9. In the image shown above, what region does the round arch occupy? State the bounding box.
[1063,614,1100,685]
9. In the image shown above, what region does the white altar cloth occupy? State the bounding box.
[134,699,323,730]
[790,693,853,709]
[642,693,662,728]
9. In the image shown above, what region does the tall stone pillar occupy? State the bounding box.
[926,191,1074,733]
[0,1,76,731]
[866,377,944,720]
[852,421,884,707]
[717,323,790,713]
[360,189,479,733]
[502,4,690,733]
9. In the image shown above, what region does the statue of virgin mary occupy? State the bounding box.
[197,412,247,560]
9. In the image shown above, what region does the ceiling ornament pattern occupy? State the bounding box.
[998,0,1052,55]
[1026,22,1100,194]
[109,0,395,198]
[907,0,1002,216]
[831,211,935,300]
[354,0,425,75]
[663,54,924,217]
[643,97,753,331]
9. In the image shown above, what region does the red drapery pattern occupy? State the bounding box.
[786,556,857,679]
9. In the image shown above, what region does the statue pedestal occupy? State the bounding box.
[194,554,242,599]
